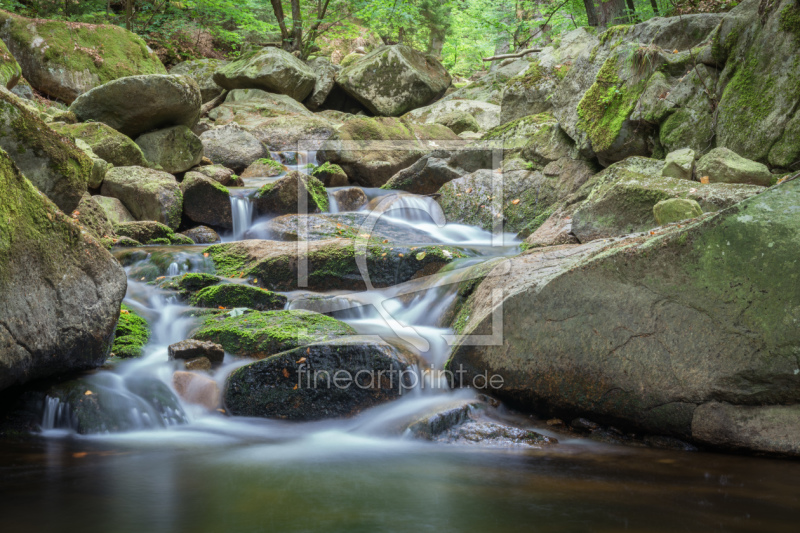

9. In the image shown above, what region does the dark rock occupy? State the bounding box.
[224,337,410,420]
[0,148,126,392]
[180,172,232,229]
[70,74,201,137]
[168,339,225,364]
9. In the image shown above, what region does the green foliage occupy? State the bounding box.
[1,0,741,76]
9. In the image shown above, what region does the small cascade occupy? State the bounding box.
[167,262,179,277]
[41,396,74,431]
[230,195,255,241]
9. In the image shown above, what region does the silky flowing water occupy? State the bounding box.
[1,157,799,532]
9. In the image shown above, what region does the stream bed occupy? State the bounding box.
[1,157,799,532]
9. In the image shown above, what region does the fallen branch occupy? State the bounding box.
[482,48,543,62]
[482,0,570,62]
[201,91,228,117]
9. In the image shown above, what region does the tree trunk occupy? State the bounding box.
[649,0,660,16]
[596,0,629,27]
[270,0,291,49]
[625,0,638,22]
[126,0,134,31]
[427,28,446,57]
[290,0,303,52]
[583,0,599,27]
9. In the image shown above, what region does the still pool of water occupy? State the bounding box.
[1,434,799,533]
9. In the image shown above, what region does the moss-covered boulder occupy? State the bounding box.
[661,148,695,181]
[303,57,339,110]
[70,75,202,138]
[0,90,92,213]
[101,167,183,230]
[135,126,203,174]
[192,309,355,359]
[318,116,459,187]
[500,28,596,126]
[0,147,126,392]
[440,58,531,106]
[94,195,135,225]
[111,304,150,358]
[191,163,237,185]
[0,11,166,103]
[199,124,268,172]
[181,225,221,244]
[252,171,328,216]
[448,178,800,454]
[50,121,148,167]
[204,238,464,292]
[225,337,410,420]
[695,147,774,187]
[436,110,480,135]
[310,161,348,187]
[259,211,435,244]
[382,153,466,196]
[190,283,287,311]
[169,58,227,103]
[73,193,114,242]
[339,52,364,68]
[570,157,763,242]
[205,90,338,153]
[653,198,703,225]
[213,48,316,102]
[0,38,21,89]
[241,157,286,179]
[404,99,500,132]
[437,159,596,238]
[114,220,187,245]
[713,0,800,167]
[336,45,451,116]
[180,171,232,228]
[158,272,221,297]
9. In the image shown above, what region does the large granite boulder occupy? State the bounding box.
[713,0,800,167]
[570,157,763,242]
[225,337,410,420]
[199,124,268,172]
[0,91,92,213]
[0,11,166,103]
[135,126,204,174]
[0,38,21,89]
[50,121,148,167]
[180,171,232,229]
[0,148,126,392]
[404,99,501,132]
[70,75,202,137]
[192,309,355,358]
[206,88,338,153]
[501,28,597,126]
[318,116,459,187]
[303,57,339,110]
[100,167,183,229]
[447,178,800,455]
[204,239,464,292]
[252,171,328,216]
[169,58,227,103]
[695,147,774,186]
[213,47,316,101]
[336,45,451,116]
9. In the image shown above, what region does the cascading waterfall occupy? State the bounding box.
[230,195,255,241]
[39,176,521,437]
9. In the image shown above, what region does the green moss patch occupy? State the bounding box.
[190,283,287,311]
[192,309,356,359]
[111,304,150,358]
